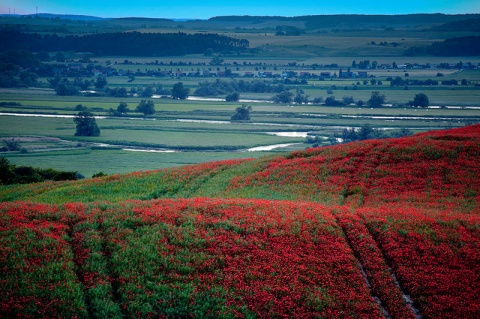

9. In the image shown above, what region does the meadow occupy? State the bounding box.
[2,56,479,169]
[0,91,479,177]
[1,72,479,177]
[1,125,479,318]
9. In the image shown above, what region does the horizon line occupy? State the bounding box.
[1,11,480,20]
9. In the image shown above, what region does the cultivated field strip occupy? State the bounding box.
[2,198,479,318]
[334,208,418,319]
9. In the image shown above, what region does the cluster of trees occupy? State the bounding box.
[0,157,78,185]
[322,92,429,108]
[275,25,304,36]
[0,31,249,57]
[272,89,317,104]
[273,90,295,103]
[388,76,467,87]
[50,77,189,100]
[307,124,413,147]
[339,125,413,143]
[0,50,40,88]
[406,36,480,56]
[352,60,377,69]
[108,100,157,117]
[324,96,349,106]
[48,76,108,96]
[320,91,385,108]
[194,79,288,96]
[0,50,78,88]
[426,36,480,56]
[433,18,480,32]
[105,87,129,97]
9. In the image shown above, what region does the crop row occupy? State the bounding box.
[2,199,479,318]
[359,206,480,318]
[0,199,381,318]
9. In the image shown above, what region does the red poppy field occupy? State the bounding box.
[1,125,479,318]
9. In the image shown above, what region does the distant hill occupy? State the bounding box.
[23,13,106,21]
[0,30,249,56]
[405,35,480,56]
[426,35,480,56]
[3,13,480,31]
[432,18,480,32]
[210,13,480,30]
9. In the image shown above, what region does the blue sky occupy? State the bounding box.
[2,0,480,19]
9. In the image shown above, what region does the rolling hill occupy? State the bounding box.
[1,124,479,318]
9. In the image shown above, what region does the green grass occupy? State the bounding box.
[1,87,478,178]
[2,148,274,178]
[1,60,479,179]
[92,128,304,148]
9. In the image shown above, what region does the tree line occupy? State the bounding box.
[0,31,249,57]
[194,79,288,96]
[208,14,479,31]
[0,157,79,185]
[405,36,480,56]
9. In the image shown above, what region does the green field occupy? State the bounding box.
[1,92,478,177]
[1,15,480,177]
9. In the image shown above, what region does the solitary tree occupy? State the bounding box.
[141,86,154,98]
[55,80,79,96]
[2,138,21,151]
[273,90,294,103]
[117,102,129,114]
[135,100,155,116]
[324,96,345,106]
[110,102,129,116]
[412,93,429,108]
[171,82,189,100]
[367,91,386,108]
[231,104,252,121]
[74,111,100,136]
[342,96,355,104]
[94,76,108,90]
[226,92,240,102]
[294,92,309,104]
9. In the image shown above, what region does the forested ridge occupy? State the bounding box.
[0,31,249,56]
[404,35,480,56]
[426,35,480,56]
[209,13,480,29]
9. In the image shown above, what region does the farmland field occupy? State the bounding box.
[1,13,480,318]
[1,76,479,177]
[1,124,479,318]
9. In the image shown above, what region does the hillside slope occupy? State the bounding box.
[2,124,479,212]
[1,125,479,318]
